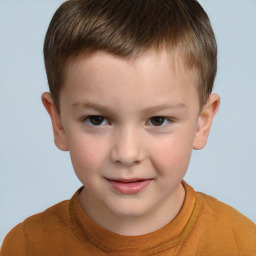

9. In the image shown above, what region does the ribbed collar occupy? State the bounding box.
[69,181,199,254]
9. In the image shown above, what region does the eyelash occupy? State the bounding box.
[82,115,173,127]
[84,116,109,126]
[147,116,171,126]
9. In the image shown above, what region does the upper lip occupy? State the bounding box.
[105,178,153,183]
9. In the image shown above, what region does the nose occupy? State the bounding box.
[110,126,145,166]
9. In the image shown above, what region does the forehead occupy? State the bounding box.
[64,49,199,85]
[60,50,200,111]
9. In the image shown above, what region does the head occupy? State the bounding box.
[42,0,220,235]
[44,0,217,110]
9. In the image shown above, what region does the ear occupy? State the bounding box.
[193,93,220,150]
[41,92,69,151]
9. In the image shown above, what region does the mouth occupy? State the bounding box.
[105,178,153,195]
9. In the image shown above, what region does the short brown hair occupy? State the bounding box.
[44,0,217,109]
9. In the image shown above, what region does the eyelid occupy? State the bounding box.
[146,116,173,127]
[83,115,110,127]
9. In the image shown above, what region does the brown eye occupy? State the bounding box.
[150,117,167,126]
[87,116,106,126]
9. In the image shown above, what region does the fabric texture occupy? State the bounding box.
[1,181,256,256]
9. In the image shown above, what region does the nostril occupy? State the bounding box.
[115,158,141,166]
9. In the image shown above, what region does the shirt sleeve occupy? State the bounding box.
[233,216,256,255]
[1,223,30,256]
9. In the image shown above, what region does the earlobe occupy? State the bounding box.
[41,92,69,151]
[193,93,220,150]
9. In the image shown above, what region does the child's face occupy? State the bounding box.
[43,50,219,229]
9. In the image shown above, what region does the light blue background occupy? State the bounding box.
[0,0,255,245]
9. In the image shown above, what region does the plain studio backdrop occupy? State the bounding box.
[0,0,255,245]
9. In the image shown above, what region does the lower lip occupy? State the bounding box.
[107,179,152,195]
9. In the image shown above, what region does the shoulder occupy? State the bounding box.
[197,191,255,227]
[196,191,256,253]
[1,199,70,255]
[23,199,71,230]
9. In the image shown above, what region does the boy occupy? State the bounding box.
[1,0,255,255]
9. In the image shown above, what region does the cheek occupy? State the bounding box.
[68,136,107,182]
[150,134,193,176]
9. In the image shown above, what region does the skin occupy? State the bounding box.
[42,50,220,236]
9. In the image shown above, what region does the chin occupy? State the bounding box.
[107,200,152,219]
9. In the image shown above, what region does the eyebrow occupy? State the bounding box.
[72,102,116,116]
[140,103,187,114]
[72,102,187,116]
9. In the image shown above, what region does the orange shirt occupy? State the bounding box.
[1,181,256,255]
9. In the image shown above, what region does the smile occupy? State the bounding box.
[106,178,152,195]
